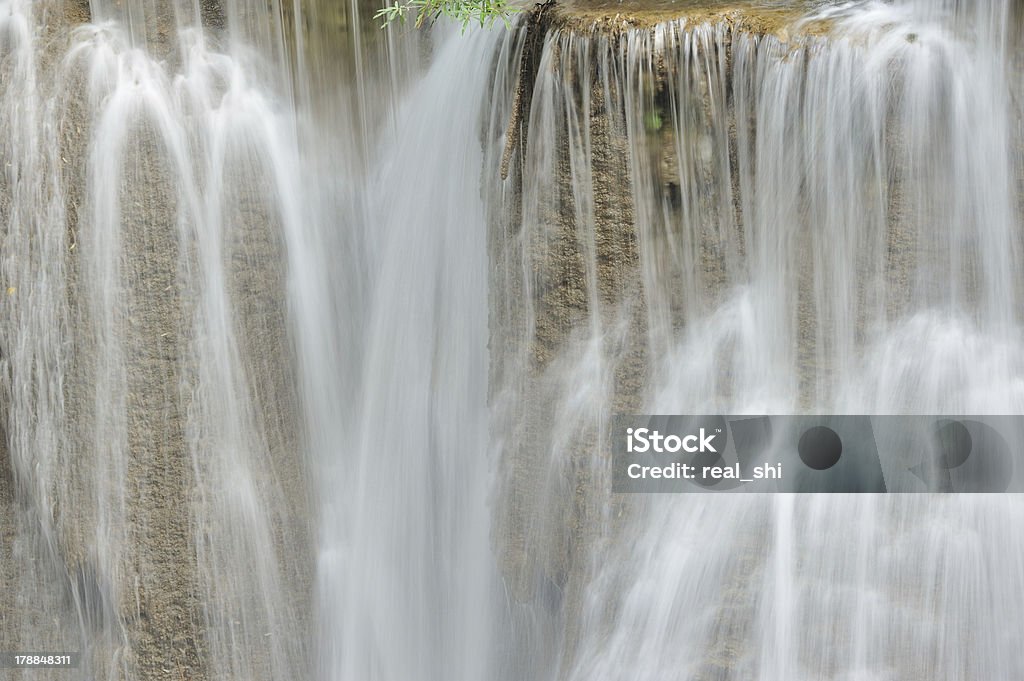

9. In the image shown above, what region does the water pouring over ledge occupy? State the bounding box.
[0,0,1022,680]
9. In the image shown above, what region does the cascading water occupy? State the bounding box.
[487,2,1024,679]
[310,27,514,681]
[1,0,315,677]
[1,0,1022,680]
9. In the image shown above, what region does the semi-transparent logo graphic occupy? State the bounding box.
[611,416,1022,493]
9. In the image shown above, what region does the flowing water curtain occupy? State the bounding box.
[309,22,531,681]
[1,0,318,678]
[0,1,95,674]
[2,1,520,679]
[484,2,1024,679]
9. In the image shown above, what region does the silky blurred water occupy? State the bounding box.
[509,2,1024,679]
[0,0,1021,679]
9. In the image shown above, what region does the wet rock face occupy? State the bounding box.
[115,117,205,680]
[481,1,674,585]
[62,0,91,25]
[201,0,227,31]
[0,429,13,638]
[486,7,648,664]
[1,2,314,679]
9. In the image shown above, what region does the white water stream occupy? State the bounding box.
[0,0,1021,679]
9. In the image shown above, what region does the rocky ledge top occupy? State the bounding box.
[548,0,834,38]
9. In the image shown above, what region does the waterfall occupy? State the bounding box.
[310,26,512,681]
[1,0,313,677]
[1,0,1022,680]
[486,1,1024,679]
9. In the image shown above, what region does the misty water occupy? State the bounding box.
[0,0,1022,679]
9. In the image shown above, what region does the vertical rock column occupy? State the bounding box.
[118,120,206,680]
[486,9,646,670]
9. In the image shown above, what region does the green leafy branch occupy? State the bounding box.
[374,0,519,30]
